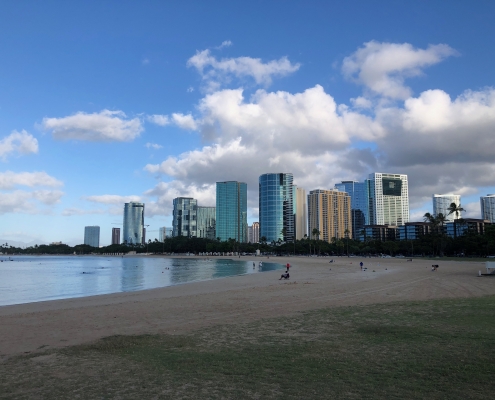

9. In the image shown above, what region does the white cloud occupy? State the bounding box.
[147,114,170,126]
[171,113,198,130]
[0,130,38,161]
[0,190,64,214]
[42,110,143,142]
[61,207,107,216]
[142,58,150,65]
[85,194,141,205]
[216,40,232,49]
[145,142,163,150]
[342,41,457,99]
[0,171,63,189]
[187,48,300,89]
[187,86,194,93]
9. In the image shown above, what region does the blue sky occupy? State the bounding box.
[1,1,495,245]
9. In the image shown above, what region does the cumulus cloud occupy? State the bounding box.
[0,190,64,214]
[376,88,495,167]
[342,41,457,99]
[0,171,63,190]
[187,48,300,89]
[171,113,198,130]
[84,194,141,205]
[147,114,170,126]
[140,41,495,221]
[0,130,38,161]
[42,110,143,142]
[145,142,163,150]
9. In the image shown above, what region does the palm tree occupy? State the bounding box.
[447,202,465,240]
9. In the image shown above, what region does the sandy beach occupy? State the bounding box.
[1,256,493,360]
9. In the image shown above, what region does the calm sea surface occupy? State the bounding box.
[0,256,284,306]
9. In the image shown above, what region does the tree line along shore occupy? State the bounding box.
[2,227,495,257]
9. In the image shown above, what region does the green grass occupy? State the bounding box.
[1,297,495,399]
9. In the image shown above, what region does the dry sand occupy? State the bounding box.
[0,256,493,360]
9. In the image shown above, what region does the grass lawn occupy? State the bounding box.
[1,296,494,399]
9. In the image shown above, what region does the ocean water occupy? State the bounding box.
[0,256,284,306]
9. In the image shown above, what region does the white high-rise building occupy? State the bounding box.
[433,194,461,222]
[481,194,495,223]
[159,227,172,241]
[84,226,100,247]
[295,186,307,240]
[368,173,409,226]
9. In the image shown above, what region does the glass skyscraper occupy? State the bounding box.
[481,194,495,223]
[433,194,461,222]
[259,173,294,243]
[123,202,145,245]
[216,181,247,242]
[197,206,216,239]
[335,181,369,239]
[172,197,198,237]
[84,226,100,247]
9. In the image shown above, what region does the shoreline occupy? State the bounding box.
[1,256,494,360]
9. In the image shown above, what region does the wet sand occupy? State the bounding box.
[0,256,493,360]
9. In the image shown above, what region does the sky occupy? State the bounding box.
[1,0,495,246]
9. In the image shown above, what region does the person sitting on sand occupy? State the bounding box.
[279,271,290,280]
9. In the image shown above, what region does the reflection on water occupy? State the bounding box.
[0,256,284,306]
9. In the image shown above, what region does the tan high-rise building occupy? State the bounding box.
[308,189,352,242]
[295,186,307,240]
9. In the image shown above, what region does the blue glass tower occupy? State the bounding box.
[335,181,369,239]
[259,173,294,243]
[123,202,145,245]
[216,181,247,242]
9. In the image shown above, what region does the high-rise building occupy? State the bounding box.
[259,173,294,243]
[159,227,172,241]
[481,194,495,223]
[307,189,352,242]
[111,228,120,245]
[295,186,307,240]
[172,197,198,237]
[251,222,260,243]
[433,194,461,222]
[197,206,216,239]
[84,226,100,247]
[123,202,145,245]
[368,173,409,226]
[142,228,146,245]
[216,181,247,242]
[335,181,369,239]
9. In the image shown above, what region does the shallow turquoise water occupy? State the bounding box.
[0,256,284,306]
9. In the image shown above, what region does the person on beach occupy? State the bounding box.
[253,262,255,269]
[286,263,291,271]
[279,271,290,280]
[360,262,363,270]
[259,261,263,269]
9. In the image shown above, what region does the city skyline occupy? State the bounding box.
[1,1,495,246]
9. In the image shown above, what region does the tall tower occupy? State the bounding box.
[172,198,198,237]
[295,186,307,240]
[123,202,145,245]
[368,173,409,226]
[259,173,294,243]
[216,181,247,242]
[335,181,369,239]
[84,226,100,247]
[481,194,495,223]
[307,189,351,242]
[433,194,461,222]
[111,227,120,245]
